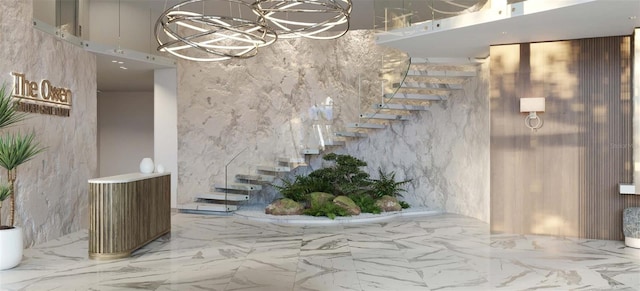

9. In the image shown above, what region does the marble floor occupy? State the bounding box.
[1,212,639,291]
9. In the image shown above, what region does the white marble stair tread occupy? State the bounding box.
[405,70,476,78]
[277,157,307,168]
[396,82,464,90]
[178,202,238,212]
[373,103,430,111]
[334,131,367,138]
[214,182,262,191]
[346,122,386,129]
[360,113,410,121]
[256,165,291,172]
[301,148,321,155]
[195,192,249,201]
[324,140,346,146]
[235,174,275,183]
[384,93,447,101]
[277,157,305,164]
[410,57,484,65]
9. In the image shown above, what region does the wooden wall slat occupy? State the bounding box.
[490,36,640,240]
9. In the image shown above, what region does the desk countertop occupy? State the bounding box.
[89,172,170,184]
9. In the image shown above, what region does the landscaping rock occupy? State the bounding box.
[265,198,304,215]
[375,195,401,212]
[333,196,361,215]
[309,192,335,208]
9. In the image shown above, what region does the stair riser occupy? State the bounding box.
[302,149,321,155]
[324,142,346,146]
[235,174,275,183]
[214,183,262,191]
[347,123,386,129]
[178,203,238,212]
[383,93,447,101]
[396,83,463,90]
[374,104,429,111]
[360,114,410,121]
[335,132,368,138]
[406,70,476,78]
[195,193,249,201]
[410,57,484,65]
[257,166,291,173]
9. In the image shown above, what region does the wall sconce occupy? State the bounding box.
[520,97,545,131]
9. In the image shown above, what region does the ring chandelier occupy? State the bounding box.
[155,0,277,62]
[253,0,352,40]
[155,0,352,62]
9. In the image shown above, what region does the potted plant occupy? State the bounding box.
[0,84,44,270]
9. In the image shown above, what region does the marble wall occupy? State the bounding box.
[177,31,490,222]
[0,0,98,246]
[177,31,386,204]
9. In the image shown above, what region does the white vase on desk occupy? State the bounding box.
[156,164,165,173]
[139,158,154,174]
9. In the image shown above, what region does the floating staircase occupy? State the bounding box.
[179,57,480,215]
[178,156,309,214]
[328,57,479,144]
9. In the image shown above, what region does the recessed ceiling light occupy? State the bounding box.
[111,60,117,63]
[501,31,507,35]
[629,16,637,20]
[118,61,124,64]
[120,66,127,70]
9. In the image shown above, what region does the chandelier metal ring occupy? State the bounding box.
[253,0,352,40]
[155,0,277,62]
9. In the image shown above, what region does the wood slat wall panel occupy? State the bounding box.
[490,36,639,240]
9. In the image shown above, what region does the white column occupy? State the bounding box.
[633,29,640,193]
[154,68,178,207]
[619,29,640,194]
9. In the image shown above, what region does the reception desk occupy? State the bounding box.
[88,173,171,260]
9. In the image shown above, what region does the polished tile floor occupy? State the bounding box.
[1,212,639,290]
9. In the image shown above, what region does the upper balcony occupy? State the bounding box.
[375,0,640,58]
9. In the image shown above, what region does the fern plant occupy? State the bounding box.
[369,168,412,199]
[348,194,381,214]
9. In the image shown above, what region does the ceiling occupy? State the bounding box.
[94,0,490,92]
[96,53,170,92]
[92,0,640,92]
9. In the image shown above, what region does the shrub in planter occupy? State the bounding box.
[0,84,44,270]
[271,154,414,218]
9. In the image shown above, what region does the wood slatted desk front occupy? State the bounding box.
[88,173,171,260]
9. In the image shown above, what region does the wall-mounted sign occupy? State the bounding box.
[11,72,72,117]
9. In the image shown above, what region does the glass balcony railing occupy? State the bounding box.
[373,0,491,32]
[33,0,80,37]
[357,46,412,125]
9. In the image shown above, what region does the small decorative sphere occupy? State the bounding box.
[139,158,154,174]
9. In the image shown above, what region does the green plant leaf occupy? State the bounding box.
[0,84,27,129]
[399,200,411,209]
[348,194,381,214]
[369,168,412,199]
[272,175,332,202]
[0,184,11,202]
[303,201,349,219]
[0,132,45,171]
